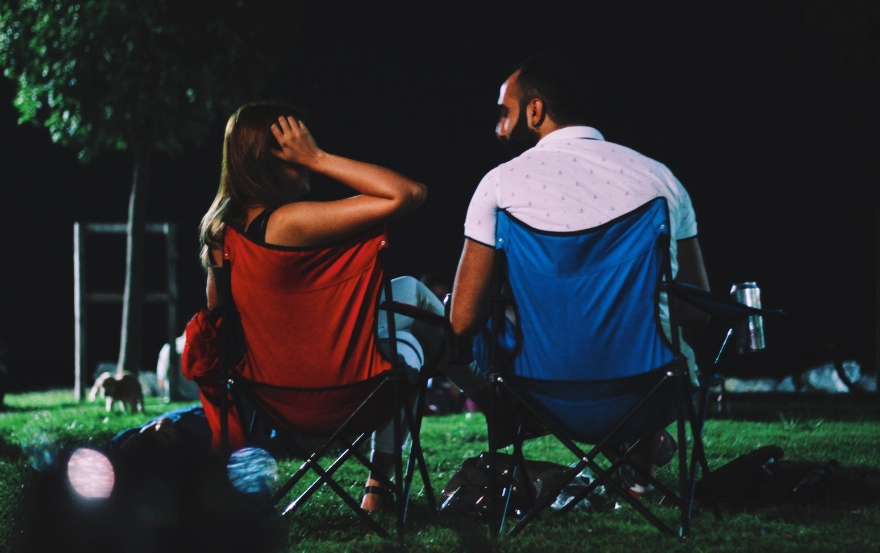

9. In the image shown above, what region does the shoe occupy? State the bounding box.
[617,464,655,498]
[655,430,677,467]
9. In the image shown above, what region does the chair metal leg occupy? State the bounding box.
[675,380,691,536]
[511,420,535,506]
[391,375,406,536]
[403,380,437,513]
[691,375,723,521]
[498,402,533,527]
[487,373,504,536]
[219,378,229,457]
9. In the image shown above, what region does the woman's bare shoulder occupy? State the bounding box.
[267,196,391,248]
[263,201,314,246]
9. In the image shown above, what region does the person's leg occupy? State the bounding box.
[363,277,490,511]
[364,304,421,511]
[602,430,664,496]
[361,431,397,511]
[628,430,663,489]
[381,276,487,399]
[361,369,419,512]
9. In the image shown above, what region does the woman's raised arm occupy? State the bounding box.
[267,116,427,247]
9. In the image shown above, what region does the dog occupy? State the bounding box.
[88,371,145,413]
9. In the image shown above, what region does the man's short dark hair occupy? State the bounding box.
[513,54,590,126]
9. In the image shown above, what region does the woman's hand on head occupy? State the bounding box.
[261,115,427,248]
[271,116,324,169]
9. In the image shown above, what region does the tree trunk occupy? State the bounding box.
[117,147,152,376]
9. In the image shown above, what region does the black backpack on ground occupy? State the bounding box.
[695,445,839,508]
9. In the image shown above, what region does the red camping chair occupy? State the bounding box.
[183,224,444,536]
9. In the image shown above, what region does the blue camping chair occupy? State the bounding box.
[475,197,725,537]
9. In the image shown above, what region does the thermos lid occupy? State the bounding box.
[730,281,758,293]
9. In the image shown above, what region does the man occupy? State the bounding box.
[449,53,710,494]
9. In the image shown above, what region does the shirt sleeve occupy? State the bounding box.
[463,167,501,246]
[660,164,698,241]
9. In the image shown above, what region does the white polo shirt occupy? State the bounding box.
[464,126,701,380]
[464,126,697,277]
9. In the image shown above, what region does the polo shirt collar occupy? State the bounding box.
[536,126,605,146]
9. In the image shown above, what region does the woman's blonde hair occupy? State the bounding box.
[199,102,306,267]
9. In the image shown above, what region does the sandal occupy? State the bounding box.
[361,484,395,513]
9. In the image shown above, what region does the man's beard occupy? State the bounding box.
[501,105,540,158]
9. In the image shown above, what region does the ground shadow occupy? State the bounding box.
[708,393,880,422]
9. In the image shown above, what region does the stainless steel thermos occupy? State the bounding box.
[730,282,765,353]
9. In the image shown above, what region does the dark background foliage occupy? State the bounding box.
[0,0,877,390]
[0,0,295,158]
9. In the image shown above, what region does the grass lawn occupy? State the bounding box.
[0,390,878,552]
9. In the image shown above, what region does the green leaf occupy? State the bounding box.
[0,0,298,163]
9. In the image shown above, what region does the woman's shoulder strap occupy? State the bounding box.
[244,208,277,243]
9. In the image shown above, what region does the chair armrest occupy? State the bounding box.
[663,281,784,323]
[379,300,449,328]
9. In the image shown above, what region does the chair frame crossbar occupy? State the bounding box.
[232,369,435,536]
[486,361,709,537]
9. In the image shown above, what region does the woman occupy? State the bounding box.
[198,102,483,512]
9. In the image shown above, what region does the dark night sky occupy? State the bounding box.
[1,1,878,390]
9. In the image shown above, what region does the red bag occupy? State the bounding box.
[181,308,246,450]
[181,308,223,382]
